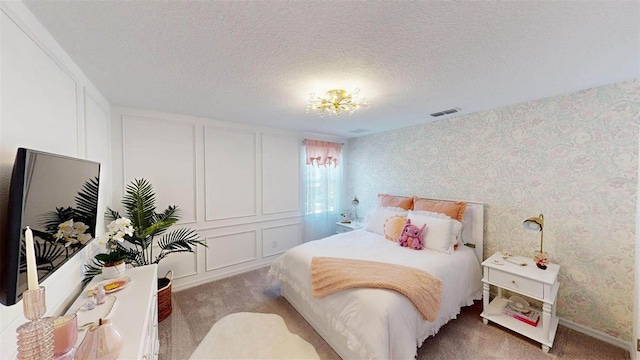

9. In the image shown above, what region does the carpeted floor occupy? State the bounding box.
[159,266,630,360]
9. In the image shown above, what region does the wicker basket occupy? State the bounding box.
[157,270,173,322]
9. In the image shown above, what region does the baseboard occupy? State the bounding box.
[171,262,273,292]
[559,317,632,355]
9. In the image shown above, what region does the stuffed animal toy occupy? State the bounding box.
[398,219,426,250]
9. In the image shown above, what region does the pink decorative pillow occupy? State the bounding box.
[412,198,466,221]
[378,194,414,210]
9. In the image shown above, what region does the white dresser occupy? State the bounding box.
[67,264,159,359]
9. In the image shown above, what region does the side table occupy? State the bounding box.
[480,251,560,352]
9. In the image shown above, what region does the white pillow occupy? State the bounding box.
[364,207,408,236]
[407,211,455,254]
[410,210,462,246]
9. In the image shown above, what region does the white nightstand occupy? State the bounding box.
[480,251,560,353]
[335,221,363,234]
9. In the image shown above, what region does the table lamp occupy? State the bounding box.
[523,214,548,269]
[351,196,359,221]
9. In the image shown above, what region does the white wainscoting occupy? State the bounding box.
[84,91,111,236]
[0,3,112,358]
[113,108,341,292]
[262,223,302,258]
[122,116,197,224]
[204,126,257,221]
[206,230,258,271]
[157,249,198,281]
[0,11,78,159]
[262,133,300,215]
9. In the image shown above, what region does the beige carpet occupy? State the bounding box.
[189,312,319,360]
[159,266,630,360]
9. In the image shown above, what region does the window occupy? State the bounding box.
[302,140,343,241]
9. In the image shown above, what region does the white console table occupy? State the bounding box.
[67,264,159,359]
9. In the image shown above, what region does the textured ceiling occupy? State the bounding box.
[23,1,639,138]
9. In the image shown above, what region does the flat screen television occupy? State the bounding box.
[0,148,100,306]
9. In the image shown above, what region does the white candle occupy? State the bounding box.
[24,226,39,291]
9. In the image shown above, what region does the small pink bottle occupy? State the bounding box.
[96,284,106,305]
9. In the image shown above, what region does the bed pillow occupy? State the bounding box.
[364,207,408,236]
[406,210,455,254]
[412,198,467,221]
[410,210,462,247]
[383,215,407,241]
[378,194,414,210]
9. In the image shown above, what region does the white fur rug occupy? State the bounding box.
[189,312,320,360]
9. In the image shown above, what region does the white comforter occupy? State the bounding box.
[269,230,482,360]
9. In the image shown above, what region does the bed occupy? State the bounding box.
[269,199,484,360]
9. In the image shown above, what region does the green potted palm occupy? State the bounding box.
[86,178,206,321]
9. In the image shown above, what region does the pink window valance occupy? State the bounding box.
[305,139,342,167]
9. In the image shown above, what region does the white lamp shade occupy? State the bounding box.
[523,214,543,233]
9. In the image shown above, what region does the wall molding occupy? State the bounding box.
[0,2,110,110]
[121,115,198,224]
[205,230,258,271]
[262,222,301,258]
[203,126,257,221]
[261,133,301,215]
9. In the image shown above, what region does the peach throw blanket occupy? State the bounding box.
[311,257,442,321]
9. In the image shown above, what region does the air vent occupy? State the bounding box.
[430,108,461,117]
[349,128,370,134]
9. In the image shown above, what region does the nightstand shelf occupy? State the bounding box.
[481,252,560,353]
[483,296,559,349]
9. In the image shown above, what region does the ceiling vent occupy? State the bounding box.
[349,128,370,134]
[430,108,461,117]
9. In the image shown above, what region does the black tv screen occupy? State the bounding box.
[0,148,100,306]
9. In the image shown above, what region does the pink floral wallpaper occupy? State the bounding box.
[347,80,639,341]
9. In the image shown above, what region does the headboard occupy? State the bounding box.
[460,201,484,264]
[416,198,485,264]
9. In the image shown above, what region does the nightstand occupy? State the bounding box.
[480,251,560,353]
[335,221,363,234]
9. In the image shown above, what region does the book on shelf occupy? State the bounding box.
[502,302,540,326]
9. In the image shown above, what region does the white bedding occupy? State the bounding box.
[269,229,483,360]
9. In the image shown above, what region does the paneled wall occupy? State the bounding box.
[111,108,319,290]
[0,3,112,357]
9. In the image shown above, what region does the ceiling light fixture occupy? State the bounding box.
[306,88,369,117]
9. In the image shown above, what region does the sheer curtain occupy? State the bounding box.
[302,140,343,242]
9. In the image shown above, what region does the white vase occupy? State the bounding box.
[102,262,126,280]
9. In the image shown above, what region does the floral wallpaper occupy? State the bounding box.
[347,79,640,342]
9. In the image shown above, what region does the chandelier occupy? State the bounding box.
[306,88,369,117]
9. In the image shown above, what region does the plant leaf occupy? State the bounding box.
[38,207,75,234]
[122,178,156,235]
[140,218,177,239]
[83,258,104,283]
[105,207,121,222]
[157,228,206,252]
[74,177,99,232]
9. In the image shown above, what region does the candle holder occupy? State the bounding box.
[16,286,54,360]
